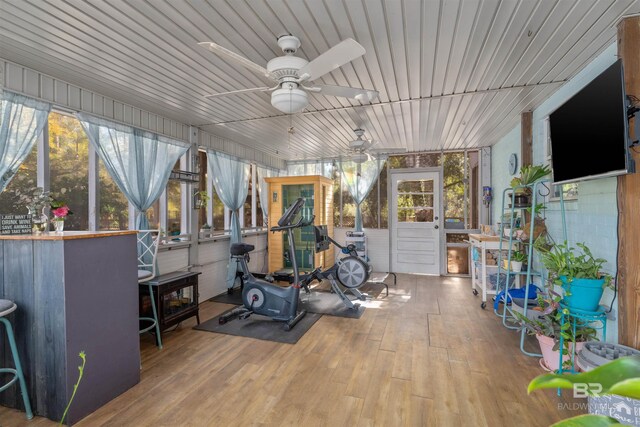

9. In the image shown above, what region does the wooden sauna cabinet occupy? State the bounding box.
[265,175,334,274]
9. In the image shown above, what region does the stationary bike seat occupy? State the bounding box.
[230,243,255,256]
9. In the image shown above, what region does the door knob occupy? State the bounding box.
[434,225,439,229]
[434,216,439,220]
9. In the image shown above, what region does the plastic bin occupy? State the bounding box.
[578,342,640,426]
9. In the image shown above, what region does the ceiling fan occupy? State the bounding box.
[347,128,406,163]
[199,35,379,114]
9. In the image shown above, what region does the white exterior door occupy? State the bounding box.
[390,171,441,275]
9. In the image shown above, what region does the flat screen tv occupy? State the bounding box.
[549,59,633,184]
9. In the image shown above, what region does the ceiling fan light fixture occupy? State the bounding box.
[351,153,368,164]
[271,87,308,113]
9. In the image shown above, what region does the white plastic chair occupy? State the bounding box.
[137,230,162,349]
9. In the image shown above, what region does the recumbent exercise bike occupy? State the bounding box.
[300,225,372,310]
[218,197,312,330]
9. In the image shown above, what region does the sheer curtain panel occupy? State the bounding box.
[78,113,189,266]
[256,166,279,226]
[0,91,51,191]
[207,151,250,288]
[340,157,386,231]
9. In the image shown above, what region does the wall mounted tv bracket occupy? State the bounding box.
[627,95,640,147]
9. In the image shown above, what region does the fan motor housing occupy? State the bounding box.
[267,56,309,79]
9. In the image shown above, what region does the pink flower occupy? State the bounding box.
[52,206,70,218]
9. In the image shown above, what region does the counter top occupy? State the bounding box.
[468,233,501,242]
[0,230,138,240]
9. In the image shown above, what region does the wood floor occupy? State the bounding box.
[1,274,583,426]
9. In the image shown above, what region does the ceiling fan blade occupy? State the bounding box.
[313,84,378,102]
[204,87,272,99]
[199,42,271,78]
[298,38,365,81]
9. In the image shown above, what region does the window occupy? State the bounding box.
[0,142,37,215]
[379,166,388,228]
[443,152,465,229]
[48,112,89,231]
[396,179,435,222]
[212,188,225,232]
[167,161,182,236]
[255,185,264,228]
[327,150,479,230]
[243,165,253,228]
[98,159,129,230]
[332,167,341,227]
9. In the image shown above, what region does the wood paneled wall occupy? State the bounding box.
[617,15,640,347]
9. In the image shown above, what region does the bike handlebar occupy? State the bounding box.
[270,215,316,232]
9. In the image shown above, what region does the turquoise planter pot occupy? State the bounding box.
[560,276,605,312]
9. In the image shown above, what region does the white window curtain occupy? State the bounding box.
[339,156,387,231]
[207,151,250,288]
[0,91,51,191]
[78,113,189,268]
[256,166,279,226]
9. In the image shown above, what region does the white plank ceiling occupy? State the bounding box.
[1,0,639,161]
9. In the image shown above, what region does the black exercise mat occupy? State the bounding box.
[194,309,321,344]
[209,290,243,305]
[298,292,366,319]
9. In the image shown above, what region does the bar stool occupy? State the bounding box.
[137,230,162,349]
[0,299,33,419]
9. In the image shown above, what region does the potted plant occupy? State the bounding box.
[538,242,612,312]
[518,203,547,242]
[194,190,210,210]
[50,198,73,232]
[515,292,597,371]
[200,223,212,238]
[510,164,552,207]
[511,250,527,272]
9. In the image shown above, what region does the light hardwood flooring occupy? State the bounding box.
[1,274,583,426]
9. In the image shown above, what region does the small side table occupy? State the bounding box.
[139,271,201,341]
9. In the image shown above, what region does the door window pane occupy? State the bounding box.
[397,179,434,193]
[49,112,89,231]
[397,208,433,223]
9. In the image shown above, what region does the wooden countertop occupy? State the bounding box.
[468,233,501,242]
[0,230,138,240]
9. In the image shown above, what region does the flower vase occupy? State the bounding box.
[30,207,49,234]
[53,219,64,232]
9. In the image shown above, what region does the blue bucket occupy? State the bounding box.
[561,276,605,312]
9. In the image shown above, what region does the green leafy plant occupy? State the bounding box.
[19,187,52,213]
[538,242,612,290]
[514,291,597,369]
[59,351,86,426]
[526,203,547,217]
[511,164,552,188]
[194,190,210,209]
[511,251,527,263]
[528,356,640,426]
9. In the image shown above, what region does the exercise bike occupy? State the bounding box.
[300,225,372,310]
[218,197,312,331]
